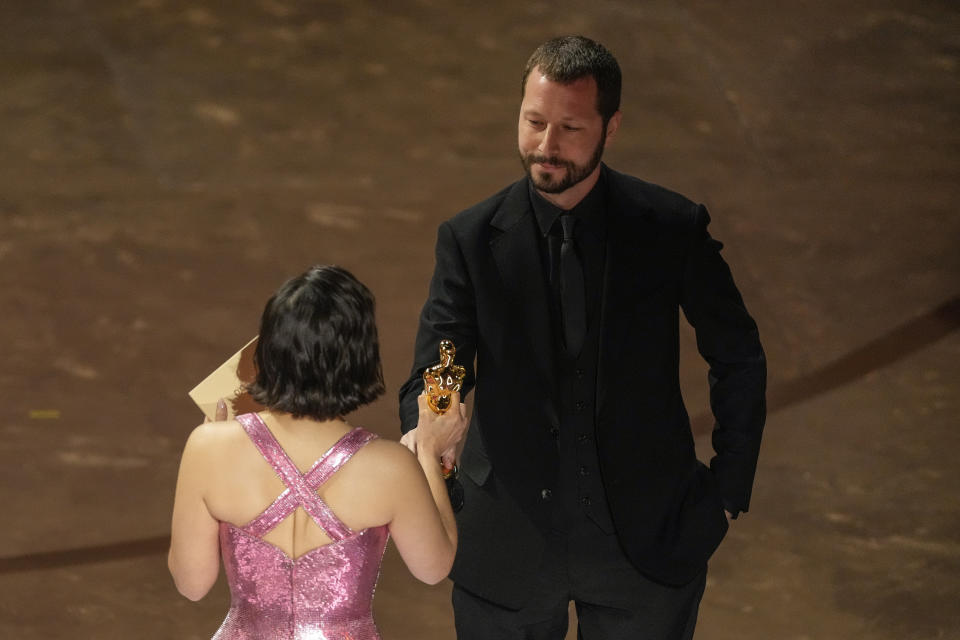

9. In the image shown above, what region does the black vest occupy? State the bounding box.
[530,179,615,534]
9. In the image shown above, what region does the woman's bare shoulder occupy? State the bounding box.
[349,434,422,482]
[182,419,247,457]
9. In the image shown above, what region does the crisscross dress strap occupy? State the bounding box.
[235,413,376,540]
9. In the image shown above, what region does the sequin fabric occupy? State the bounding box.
[213,414,389,640]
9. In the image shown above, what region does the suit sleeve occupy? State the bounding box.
[398,220,478,433]
[680,204,766,516]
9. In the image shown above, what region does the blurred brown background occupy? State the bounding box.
[1,1,958,638]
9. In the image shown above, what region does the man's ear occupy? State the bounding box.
[604,110,622,146]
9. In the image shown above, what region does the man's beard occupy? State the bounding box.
[519,129,606,194]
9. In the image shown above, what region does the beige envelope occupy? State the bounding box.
[188,336,264,420]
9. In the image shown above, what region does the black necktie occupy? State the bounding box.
[559,214,586,356]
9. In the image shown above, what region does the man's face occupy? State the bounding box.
[518,67,617,195]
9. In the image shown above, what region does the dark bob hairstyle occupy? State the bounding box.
[247,265,385,421]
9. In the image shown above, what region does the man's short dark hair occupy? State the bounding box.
[521,35,622,125]
[247,264,385,421]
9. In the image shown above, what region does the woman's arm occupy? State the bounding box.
[389,394,468,584]
[168,425,221,600]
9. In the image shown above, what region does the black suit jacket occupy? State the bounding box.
[400,165,766,607]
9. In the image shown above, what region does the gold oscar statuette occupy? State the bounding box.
[422,340,466,415]
[423,340,466,504]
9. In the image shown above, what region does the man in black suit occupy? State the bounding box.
[399,35,765,639]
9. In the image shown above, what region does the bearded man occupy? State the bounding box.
[399,35,766,640]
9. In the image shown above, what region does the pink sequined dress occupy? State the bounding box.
[213,413,389,640]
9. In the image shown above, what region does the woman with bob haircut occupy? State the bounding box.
[169,264,467,639]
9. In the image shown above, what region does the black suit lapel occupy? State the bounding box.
[489,179,559,425]
[595,171,664,421]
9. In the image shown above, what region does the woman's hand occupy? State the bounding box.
[403,393,468,467]
[204,398,228,423]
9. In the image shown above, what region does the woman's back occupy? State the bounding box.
[206,413,390,640]
[201,413,400,555]
[168,265,466,639]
